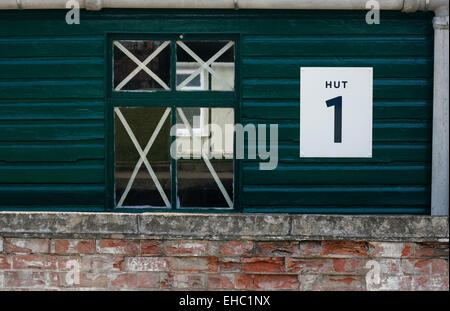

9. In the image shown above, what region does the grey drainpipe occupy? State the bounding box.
[431,4,449,216]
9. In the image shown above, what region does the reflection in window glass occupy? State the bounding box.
[178,74,201,88]
[178,159,233,208]
[176,107,209,144]
[176,41,235,91]
[115,107,171,207]
[176,107,234,208]
[176,64,207,90]
[114,40,171,91]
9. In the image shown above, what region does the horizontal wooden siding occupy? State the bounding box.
[0,10,433,213]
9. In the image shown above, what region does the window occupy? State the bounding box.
[113,40,171,91]
[176,64,208,91]
[114,107,172,208]
[176,40,235,91]
[109,37,237,210]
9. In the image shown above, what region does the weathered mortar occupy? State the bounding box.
[0,212,448,242]
[0,237,448,290]
[0,213,448,291]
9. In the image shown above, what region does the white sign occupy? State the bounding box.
[300,67,373,158]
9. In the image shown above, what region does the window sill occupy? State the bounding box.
[0,212,447,242]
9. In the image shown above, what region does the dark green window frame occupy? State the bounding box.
[105,33,241,213]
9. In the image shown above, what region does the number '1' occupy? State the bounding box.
[326,96,342,143]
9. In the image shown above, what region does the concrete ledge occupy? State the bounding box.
[0,212,448,242]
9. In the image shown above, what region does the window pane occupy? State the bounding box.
[115,107,171,207]
[176,107,202,127]
[178,74,201,87]
[176,41,235,91]
[178,159,233,208]
[176,107,234,208]
[114,40,171,91]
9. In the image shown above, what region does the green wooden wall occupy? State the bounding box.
[0,9,434,213]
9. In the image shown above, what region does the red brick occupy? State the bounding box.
[53,239,94,255]
[415,243,449,258]
[12,255,56,270]
[332,258,348,273]
[163,273,206,289]
[3,271,47,288]
[47,272,64,288]
[254,275,298,290]
[323,276,365,291]
[137,272,160,289]
[77,272,92,288]
[56,256,81,272]
[96,239,140,255]
[220,241,253,256]
[5,238,49,254]
[141,240,163,256]
[167,257,217,272]
[81,255,125,273]
[369,242,418,259]
[160,273,174,289]
[207,274,234,289]
[371,275,413,291]
[397,276,415,291]
[305,275,365,291]
[378,258,401,274]
[109,273,137,289]
[323,241,368,257]
[298,241,323,257]
[400,259,415,275]
[286,258,333,274]
[218,257,240,272]
[413,275,449,291]
[164,240,216,256]
[332,258,366,274]
[3,237,446,291]
[413,259,433,274]
[235,274,253,289]
[79,272,108,288]
[255,242,299,256]
[0,254,11,269]
[298,274,319,291]
[125,257,169,272]
[242,257,284,273]
[47,271,84,288]
[431,259,449,274]
[402,259,432,275]
[401,243,415,257]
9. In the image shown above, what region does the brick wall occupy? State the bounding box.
[0,237,448,291]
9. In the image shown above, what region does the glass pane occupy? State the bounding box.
[114,40,171,91]
[178,74,201,87]
[115,107,171,207]
[176,107,234,208]
[176,41,235,91]
[178,159,233,208]
[176,107,202,134]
